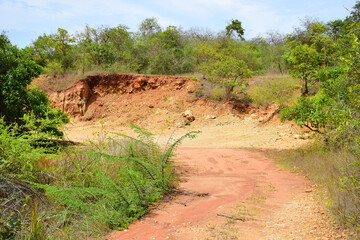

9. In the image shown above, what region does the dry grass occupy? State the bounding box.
[246,74,300,107]
[270,142,360,230]
[32,73,83,91]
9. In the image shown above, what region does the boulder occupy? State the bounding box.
[182,110,195,123]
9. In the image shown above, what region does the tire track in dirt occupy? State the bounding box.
[105,148,307,240]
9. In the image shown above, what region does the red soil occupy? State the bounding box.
[40,73,347,239]
[105,148,307,240]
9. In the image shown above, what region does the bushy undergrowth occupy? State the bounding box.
[247,74,300,107]
[0,122,199,239]
[271,141,360,229]
[0,120,52,239]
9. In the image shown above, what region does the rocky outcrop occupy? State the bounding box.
[46,73,188,118]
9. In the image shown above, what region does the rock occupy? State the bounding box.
[133,77,146,89]
[250,114,257,119]
[148,104,154,108]
[205,115,216,120]
[183,110,192,117]
[174,79,186,90]
[295,133,311,140]
[186,115,195,122]
[258,116,264,122]
[148,78,160,89]
[303,133,310,139]
[176,122,184,128]
[182,110,195,123]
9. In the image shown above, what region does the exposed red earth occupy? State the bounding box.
[42,74,348,239]
[105,148,308,240]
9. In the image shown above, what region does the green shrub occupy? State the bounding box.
[0,32,69,138]
[0,119,52,239]
[212,87,226,101]
[33,125,200,237]
[247,75,300,107]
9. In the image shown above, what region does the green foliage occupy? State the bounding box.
[26,33,56,67]
[33,125,199,236]
[0,119,52,239]
[139,17,162,37]
[280,93,331,134]
[247,75,300,107]
[283,43,321,95]
[24,17,282,78]
[280,7,360,228]
[201,53,252,101]
[212,87,226,101]
[0,119,46,180]
[53,28,75,75]
[0,33,42,123]
[0,32,68,137]
[225,19,245,40]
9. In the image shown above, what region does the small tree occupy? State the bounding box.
[283,43,321,96]
[203,54,252,101]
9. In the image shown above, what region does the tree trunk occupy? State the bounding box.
[82,46,85,75]
[62,48,66,76]
[226,86,234,102]
[278,62,283,74]
[302,79,309,96]
[323,47,327,69]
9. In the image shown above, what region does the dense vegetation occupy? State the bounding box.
[0,30,199,238]
[278,3,360,229]
[2,0,360,238]
[25,17,284,79]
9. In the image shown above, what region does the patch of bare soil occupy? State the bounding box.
[106,148,347,240]
[44,73,347,239]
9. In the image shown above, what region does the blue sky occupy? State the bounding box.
[0,0,357,48]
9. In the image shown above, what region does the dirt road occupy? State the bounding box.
[45,73,347,239]
[105,147,345,240]
[64,115,347,239]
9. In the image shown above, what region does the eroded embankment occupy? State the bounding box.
[46,73,190,120]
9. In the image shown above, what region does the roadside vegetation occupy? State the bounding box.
[2,0,360,238]
[0,32,199,238]
[275,2,360,234]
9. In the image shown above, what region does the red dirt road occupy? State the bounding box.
[106,148,307,240]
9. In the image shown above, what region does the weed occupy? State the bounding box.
[270,142,360,228]
[247,74,300,107]
[40,124,198,238]
[0,120,199,239]
[213,87,226,101]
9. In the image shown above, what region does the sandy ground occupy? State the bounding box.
[64,114,348,240]
[64,114,307,149]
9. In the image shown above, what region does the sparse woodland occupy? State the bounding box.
[1,1,360,238]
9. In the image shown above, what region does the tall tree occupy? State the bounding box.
[139,18,162,37]
[53,28,75,75]
[0,32,68,137]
